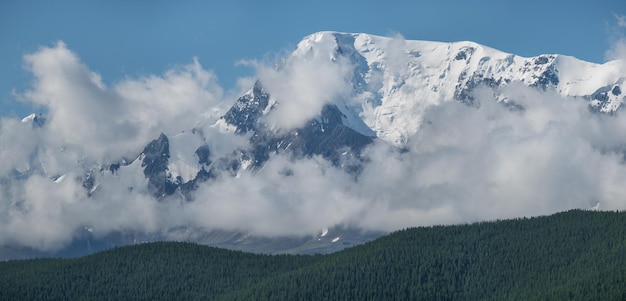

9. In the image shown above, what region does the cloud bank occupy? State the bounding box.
[21,41,224,160]
[1,41,226,250]
[1,40,626,252]
[181,85,626,238]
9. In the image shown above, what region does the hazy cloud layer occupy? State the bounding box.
[2,40,626,251]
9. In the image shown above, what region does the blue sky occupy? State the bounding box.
[1,0,624,118]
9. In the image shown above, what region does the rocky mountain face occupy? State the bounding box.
[119,76,376,202]
[123,32,624,201]
[223,81,373,171]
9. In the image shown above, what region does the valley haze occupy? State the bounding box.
[1,30,626,258]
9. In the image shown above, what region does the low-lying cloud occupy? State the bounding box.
[183,85,626,234]
[1,39,626,253]
[245,33,354,132]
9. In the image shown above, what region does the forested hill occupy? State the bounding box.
[1,209,625,300]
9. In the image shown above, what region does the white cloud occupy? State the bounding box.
[21,41,223,161]
[605,36,626,63]
[0,41,228,251]
[184,155,363,236]
[605,14,626,62]
[250,34,354,131]
[0,118,40,175]
[166,84,626,236]
[4,39,626,253]
[1,173,87,250]
[385,33,410,76]
[352,85,626,230]
[615,14,626,28]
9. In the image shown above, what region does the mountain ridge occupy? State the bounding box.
[6,31,626,258]
[291,31,624,145]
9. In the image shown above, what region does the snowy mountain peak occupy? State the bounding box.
[222,81,271,135]
[21,113,46,128]
[289,31,625,145]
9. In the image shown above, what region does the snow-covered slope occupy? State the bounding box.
[292,32,625,145]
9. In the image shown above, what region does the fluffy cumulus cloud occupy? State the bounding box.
[2,39,626,253]
[247,33,354,132]
[0,41,225,251]
[184,155,363,236]
[21,41,223,160]
[176,83,626,235]
[354,86,626,230]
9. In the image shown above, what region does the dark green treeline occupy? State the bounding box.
[1,209,625,300]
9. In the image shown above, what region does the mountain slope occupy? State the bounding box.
[141,31,625,191]
[292,32,625,145]
[1,210,625,300]
[18,31,624,197]
[153,31,626,192]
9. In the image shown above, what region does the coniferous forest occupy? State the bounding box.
[1,209,625,300]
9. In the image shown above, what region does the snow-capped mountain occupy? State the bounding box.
[176,31,623,185]
[25,32,626,185]
[291,32,624,145]
[6,31,626,259]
